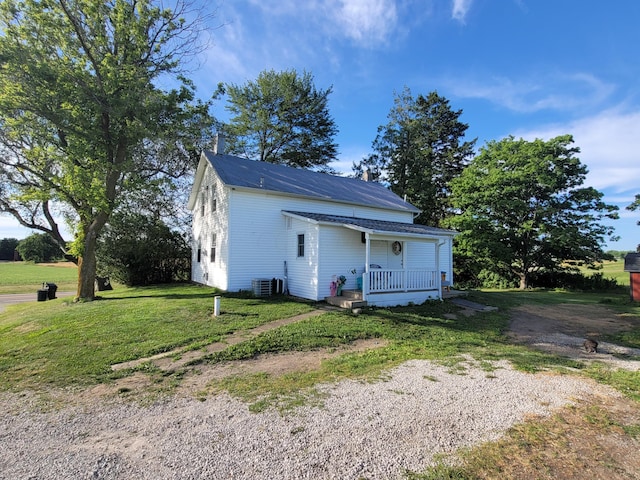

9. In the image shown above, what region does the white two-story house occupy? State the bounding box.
[188,142,456,307]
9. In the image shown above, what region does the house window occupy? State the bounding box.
[211,185,217,212]
[200,191,206,216]
[197,242,201,263]
[297,234,305,257]
[210,234,216,263]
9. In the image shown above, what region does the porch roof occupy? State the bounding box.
[282,211,457,240]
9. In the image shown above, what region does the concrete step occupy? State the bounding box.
[324,295,368,309]
[337,289,363,300]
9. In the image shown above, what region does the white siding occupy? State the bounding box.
[286,218,319,299]
[223,189,415,294]
[438,237,454,283]
[233,188,415,223]
[317,225,366,298]
[406,242,437,270]
[191,167,230,289]
[225,190,292,292]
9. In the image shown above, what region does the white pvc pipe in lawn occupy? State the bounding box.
[213,295,221,316]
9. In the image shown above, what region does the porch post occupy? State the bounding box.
[363,232,370,300]
[402,240,407,292]
[436,241,442,300]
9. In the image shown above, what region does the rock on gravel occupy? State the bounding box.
[0,359,612,480]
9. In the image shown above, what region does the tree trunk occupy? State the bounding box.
[76,218,106,301]
[518,272,528,290]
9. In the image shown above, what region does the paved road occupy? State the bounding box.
[0,291,75,312]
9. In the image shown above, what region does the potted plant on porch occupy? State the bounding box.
[331,275,347,296]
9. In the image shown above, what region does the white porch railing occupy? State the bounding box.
[365,269,438,294]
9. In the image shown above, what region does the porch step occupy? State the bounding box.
[325,289,367,309]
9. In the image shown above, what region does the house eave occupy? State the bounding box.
[282,211,457,241]
[187,152,209,210]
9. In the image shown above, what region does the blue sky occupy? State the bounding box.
[2,0,639,251]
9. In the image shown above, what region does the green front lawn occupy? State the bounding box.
[0,284,315,389]
[1,281,638,405]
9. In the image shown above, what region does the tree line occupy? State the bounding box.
[0,0,634,296]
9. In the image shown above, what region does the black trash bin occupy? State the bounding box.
[46,283,58,300]
[37,289,48,301]
[95,276,113,291]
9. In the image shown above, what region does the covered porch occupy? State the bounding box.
[360,231,449,307]
[282,211,457,307]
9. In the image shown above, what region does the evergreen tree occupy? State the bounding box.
[359,88,475,226]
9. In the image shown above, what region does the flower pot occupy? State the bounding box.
[337,285,343,296]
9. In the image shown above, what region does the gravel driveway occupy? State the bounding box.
[0,358,614,480]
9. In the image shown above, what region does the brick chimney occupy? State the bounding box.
[213,133,225,155]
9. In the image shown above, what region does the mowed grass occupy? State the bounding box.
[0,284,315,390]
[579,259,629,286]
[0,261,78,294]
[1,272,638,402]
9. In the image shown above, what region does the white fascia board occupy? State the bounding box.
[186,153,209,210]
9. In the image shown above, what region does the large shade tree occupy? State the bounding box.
[357,88,475,226]
[448,135,619,289]
[223,69,339,170]
[0,0,213,300]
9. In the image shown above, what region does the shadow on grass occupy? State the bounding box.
[93,283,315,306]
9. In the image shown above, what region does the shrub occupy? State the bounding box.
[529,270,619,291]
[96,213,191,286]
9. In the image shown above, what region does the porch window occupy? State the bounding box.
[297,234,305,257]
[210,234,216,263]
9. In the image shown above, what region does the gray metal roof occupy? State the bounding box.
[283,211,456,238]
[203,151,419,213]
[624,253,640,272]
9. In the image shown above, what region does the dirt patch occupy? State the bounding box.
[507,303,640,370]
[90,338,389,400]
[177,337,388,394]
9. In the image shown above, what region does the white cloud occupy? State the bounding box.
[451,0,473,22]
[514,109,640,193]
[328,0,399,45]
[447,72,615,113]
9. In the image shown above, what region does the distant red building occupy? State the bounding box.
[624,253,640,302]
